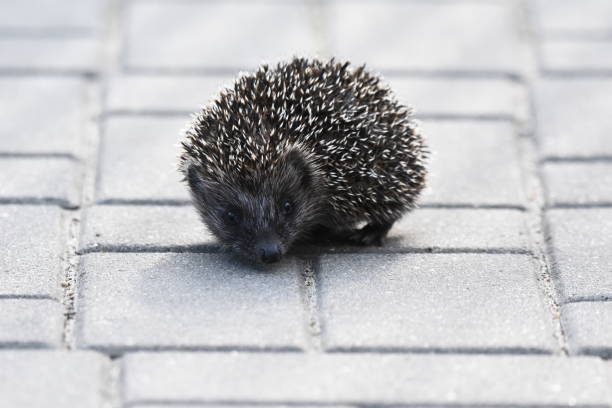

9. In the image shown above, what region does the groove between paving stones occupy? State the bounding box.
[77,244,221,255]
[560,297,612,305]
[56,75,101,347]
[325,347,553,355]
[77,246,532,256]
[77,347,569,359]
[94,201,530,210]
[0,294,56,300]
[0,152,79,159]
[548,203,612,209]
[56,71,103,351]
[0,29,95,38]
[418,203,527,210]
[59,209,82,349]
[541,69,612,77]
[0,197,79,209]
[0,68,98,78]
[516,0,568,356]
[96,199,192,206]
[122,402,611,408]
[541,156,612,163]
[300,257,323,352]
[542,32,612,42]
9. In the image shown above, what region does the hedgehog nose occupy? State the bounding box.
[258,243,282,263]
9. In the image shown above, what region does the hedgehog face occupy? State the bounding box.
[186,150,325,264]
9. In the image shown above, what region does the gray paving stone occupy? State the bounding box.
[387,208,529,251]
[547,209,612,302]
[0,351,109,408]
[562,301,612,357]
[0,38,99,71]
[0,157,80,207]
[79,205,215,253]
[0,205,64,298]
[540,40,612,73]
[125,1,317,70]
[421,121,525,206]
[106,75,529,121]
[543,163,612,206]
[0,299,63,347]
[318,253,553,351]
[536,78,612,158]
[533,0,612,37]
[106,75,234,113]
[97,117,189,203]
[313,209,529,253]
[388,77,528,121]
[0,0,103,32]
[123,353,612,406]
[0,78,88,154]
[75,253,306,352]
[328,1,523,73]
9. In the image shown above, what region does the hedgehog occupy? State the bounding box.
[179,57,427,263]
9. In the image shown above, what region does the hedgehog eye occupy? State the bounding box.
[225,209,240,224]
[282,201,293,215]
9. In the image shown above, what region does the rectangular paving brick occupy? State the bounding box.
[329,1,523,73]
[388,77,528,121]
[318,253,554,352]
[123,353,612,406]
[79,205,215,253]
[543,163,612,206]
[533,0,612,37]
[0,157,80,207]
[0,37,98,72]
[540,40,612,73]
[547,209,612,302]
[0,78,88,154]
[80,207,529,255]
[0,351,109,408]
[131,406,352,408]
[387,208,529,251]
[0,299,63,347]
[536,78,612,158]
[0,205,64,298]
[106,75,234,113]
[97,117,190,203]
[106,75,529,121]
[561,301,612,357]
[0,0,103,32]
[75,253,306,352]
[125,1,317,70]
[306,208,529,254]
[421,121,525,206]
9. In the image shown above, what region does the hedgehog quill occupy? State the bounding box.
[179,58,427,263]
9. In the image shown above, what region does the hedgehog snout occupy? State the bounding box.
[257,243,282,263]
[255,233,283,263]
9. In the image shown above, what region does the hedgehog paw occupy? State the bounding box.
[346,222,393,246]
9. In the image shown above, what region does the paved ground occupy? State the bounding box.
[1,0,612,406]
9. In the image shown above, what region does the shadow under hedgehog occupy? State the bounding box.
[179,57,427,264]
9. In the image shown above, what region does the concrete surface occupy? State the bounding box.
[1,0,612,407]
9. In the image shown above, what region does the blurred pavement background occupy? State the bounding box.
[1,0,612,406]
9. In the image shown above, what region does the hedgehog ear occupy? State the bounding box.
[186,164,208,197]
[284,149,312,188]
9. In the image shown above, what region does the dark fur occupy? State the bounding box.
[179,58,427,263]
[186,149,326,260]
